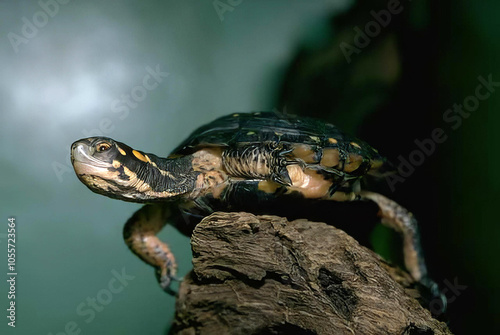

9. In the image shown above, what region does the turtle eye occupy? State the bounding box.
[96,142,111,152]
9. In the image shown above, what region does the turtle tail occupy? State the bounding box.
[367,153,397,179]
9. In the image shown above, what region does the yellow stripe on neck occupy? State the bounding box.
[117,146,127,156]
[132,150,148,162]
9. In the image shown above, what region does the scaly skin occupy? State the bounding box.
[123,204,178,294]
[359,191,447,311]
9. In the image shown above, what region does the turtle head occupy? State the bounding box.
[71,137,184,202]
[71,137,120,169]
[71,137,140,201]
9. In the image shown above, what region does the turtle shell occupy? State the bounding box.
[170,112,385,176]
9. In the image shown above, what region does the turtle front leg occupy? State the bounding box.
[123,204,178,294]
[358,191,447,312]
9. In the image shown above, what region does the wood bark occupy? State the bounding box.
[171,212,452,335]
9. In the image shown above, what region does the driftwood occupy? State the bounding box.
[171,212,452,335]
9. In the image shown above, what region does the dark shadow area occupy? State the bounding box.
[275,0,495,333]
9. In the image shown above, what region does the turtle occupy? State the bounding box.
[70,111,444,308]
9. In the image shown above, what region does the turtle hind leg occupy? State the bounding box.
[123,204,178,295]
[357,191,427,280]
[358,191,447,314]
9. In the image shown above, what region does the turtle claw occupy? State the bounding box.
[419,276,447,317]
[155,268,178,296]
[272,167,292,186]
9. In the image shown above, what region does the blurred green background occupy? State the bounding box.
[0,1,497,334]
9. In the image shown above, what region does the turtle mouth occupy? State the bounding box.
[71,141,112,171]
[72,161,111,177]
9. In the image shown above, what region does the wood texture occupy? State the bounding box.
[171,212,452,335]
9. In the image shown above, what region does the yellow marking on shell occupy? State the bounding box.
[320,148,340,167]
[117,146,127,156]
[292,144,317,164]
[145,155,152,163]
[254,112,261,115]
[247,131,256,135]
[344,154,364,173]
[132,150,148,163]
[309,136,320,142]
[350,142,362,149]
[112,160,122,168]
[258,181,281,194]
[328,138,338,144]
[233,113,239,117]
